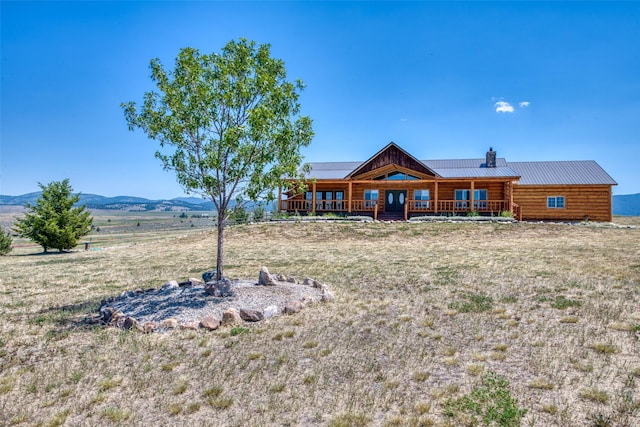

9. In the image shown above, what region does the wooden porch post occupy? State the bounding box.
[470,181,475,212]
[374,201,378,221]
[311,181,316,214]
[434,180,439,214]
[404,199,408,221]
[509,181,514,212]
[348,181,352,213]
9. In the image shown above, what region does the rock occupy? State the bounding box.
[321,289,335,302]
[134,288,144,294]
[100,305,115,323]
[286,276,297,284]
[200,316,220,330]
[123,316,140,330]
[302,278,314,287]
[202,270,217,283]
[160,318,179,329]
[188,277,203,285]
[204,279,233,297]
[222,308,242,326]
[284,300,303,315]
[240,308,264,322]
[178,280,193,287]
[263,305,279,319]
[258,266,278,286]
[110,310,124,325]
[181,321,200,330]
[311,279,322,289]
[143,322,156,333]
[301,295,316,306]
[162,280,179,290]
[277,274,287,282]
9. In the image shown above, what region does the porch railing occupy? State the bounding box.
[281,199,511,216]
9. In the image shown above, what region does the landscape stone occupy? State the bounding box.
[202,270,217,283]
[160,318,178,329]
[240,308,264,322]
[286,276,297,283]
[263,305,279,319]
[100,305,115,323]
[222,308,242,326]
[204,279,233,297]
[143,322,156,333]
[200,316,220,330]
[302,278,314,287]
[188,277,203,285]
[284,300,303,315]
[321,289,335,302]
[181,321,200,330]
[258,266,279,286]
[162,280,179,290]
[123,316,140,330]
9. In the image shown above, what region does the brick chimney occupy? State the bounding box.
[486,147,496,168]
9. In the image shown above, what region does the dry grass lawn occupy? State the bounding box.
[0,217,639,426]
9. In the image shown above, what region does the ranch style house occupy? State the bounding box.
[278,142,617,222]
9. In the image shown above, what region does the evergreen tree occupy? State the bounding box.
[14,179,93,252]
[0,228,12,255]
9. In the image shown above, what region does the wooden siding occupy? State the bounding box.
[513,185,612,222]
[349,144,435,178]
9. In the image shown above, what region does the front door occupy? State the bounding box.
[385,190,406,213]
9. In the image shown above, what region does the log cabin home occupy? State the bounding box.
[279,142,617,222]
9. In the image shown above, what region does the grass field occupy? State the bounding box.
[0,213,639,426]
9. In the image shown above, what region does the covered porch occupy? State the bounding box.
[279,178,521,220]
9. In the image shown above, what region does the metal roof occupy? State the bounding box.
[432,167,520,178]
[507,161,617,185]
[301,158,616,185]
[424,158,508,168]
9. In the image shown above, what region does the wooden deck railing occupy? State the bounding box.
[281,199,512,217]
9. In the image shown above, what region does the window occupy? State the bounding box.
[336,191,344,210]
[305,191,313,210]
[455,189,487,209]
[547,196,565,208]
[455,189,470,209]
[374,171,419,180]
[364,189,379,208]
[474,189,487,209]
[414,190,430,209]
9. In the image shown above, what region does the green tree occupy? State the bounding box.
[0,228,12,255]
[122,38,313,281]
[14,179,93,252]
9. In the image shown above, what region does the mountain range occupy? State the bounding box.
[1,192,638,215]
[0,193,217,211]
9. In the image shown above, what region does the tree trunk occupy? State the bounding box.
[216,210,225,281]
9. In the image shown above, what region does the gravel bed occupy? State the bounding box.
[108,280,324,325]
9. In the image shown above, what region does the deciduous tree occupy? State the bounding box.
[14,179,93,252]
[122,39,313,281]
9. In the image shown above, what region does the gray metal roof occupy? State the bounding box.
[433,167,520,178]
[507,161,617,185]
[424,158,508,168]
[301,158,616,186]
[302,162,361,179]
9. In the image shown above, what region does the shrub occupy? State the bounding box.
[252,204,265,222]
[0,228,12,255]
[444,371,527,426]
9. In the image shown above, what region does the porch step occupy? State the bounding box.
[377,213,405,221]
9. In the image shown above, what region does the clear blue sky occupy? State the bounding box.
[2,1,639,199]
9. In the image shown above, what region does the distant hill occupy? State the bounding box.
[0,193,277,212]
[613,193,640,216]
[0,192,216,211]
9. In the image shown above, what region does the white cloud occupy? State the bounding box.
[495,101,514,113]
[519,101,530,108]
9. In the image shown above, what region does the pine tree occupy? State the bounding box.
[14,179,93,252]
[0,228,12,255]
